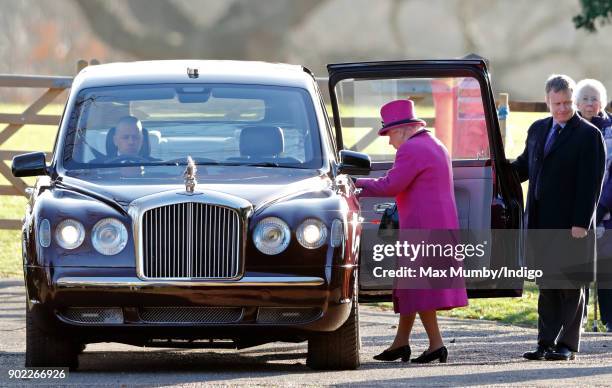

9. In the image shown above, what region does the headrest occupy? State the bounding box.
[239,126,284,157]
[105,127,151,157]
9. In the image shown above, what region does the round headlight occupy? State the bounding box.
[92,218,128,255]
[297,218,328,249]
[55,219,85,250]
[253,217,291,255]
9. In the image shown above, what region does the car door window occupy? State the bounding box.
[327,61,523,298]
[335,76,490,162]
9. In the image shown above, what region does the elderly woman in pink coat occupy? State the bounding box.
[355,99,468,364]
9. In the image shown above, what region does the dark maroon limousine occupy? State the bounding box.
[12,59,524,370]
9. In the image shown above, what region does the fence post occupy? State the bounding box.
[497,92,509,146]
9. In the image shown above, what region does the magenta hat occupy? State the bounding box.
[378,99,426,136]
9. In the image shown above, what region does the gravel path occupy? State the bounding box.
[1,278,611,387]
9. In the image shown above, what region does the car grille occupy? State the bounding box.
[139,307,243,324]
[256,307,322,324]
[60,308,124,324]
[141,203,242,279]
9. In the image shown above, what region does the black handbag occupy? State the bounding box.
[378,203,399,240]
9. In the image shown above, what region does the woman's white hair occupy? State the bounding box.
[574,79,608,113]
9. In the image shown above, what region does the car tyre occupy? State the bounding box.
[306,297,360,370]
[25,308,79,370]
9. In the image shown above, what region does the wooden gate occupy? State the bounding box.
[0,74,73,229]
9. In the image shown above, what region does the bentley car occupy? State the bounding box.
[13,59,524,370]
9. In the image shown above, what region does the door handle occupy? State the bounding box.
[373,202,395,214]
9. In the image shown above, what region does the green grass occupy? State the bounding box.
[0,104,60,277]
[365,283,539,327]
[438,283,539,326]
[0,229,22,277]
[368,283,606,330]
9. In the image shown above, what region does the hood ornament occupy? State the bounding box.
[183,156,197,193]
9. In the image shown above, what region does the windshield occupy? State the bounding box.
[62,83,323,170]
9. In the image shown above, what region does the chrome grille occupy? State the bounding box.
[60,308,123,324]
[139,307,243,324]
[141,203,242,279]
[256,307,322,324]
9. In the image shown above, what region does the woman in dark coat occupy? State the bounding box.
[575,79,612,332]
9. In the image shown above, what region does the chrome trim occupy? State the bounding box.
[256,307,323,324]
[373,202,395,214]
[129,189,253,281]
[57,307,124,325]
[56,276,326,288]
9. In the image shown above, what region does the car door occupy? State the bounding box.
[327,60,524,300]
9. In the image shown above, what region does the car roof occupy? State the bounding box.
[72,60,316,90]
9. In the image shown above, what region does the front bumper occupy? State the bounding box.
[55,275,325,288]
[25,265,356,343]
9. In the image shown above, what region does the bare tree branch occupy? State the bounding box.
[73,0,326,60]
[389,0,408,52]
[455,0,479,54]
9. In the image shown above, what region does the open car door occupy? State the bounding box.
[327,60,524,300]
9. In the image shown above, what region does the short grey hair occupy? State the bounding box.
[545,74,576,95]
[574,78,608,110]
[116,115,142,130]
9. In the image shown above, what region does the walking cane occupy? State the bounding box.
[593,237,600,332]
[587,226,605,333]
[592,282,599,332]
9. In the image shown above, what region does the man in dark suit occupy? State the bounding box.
[512,74,605,361]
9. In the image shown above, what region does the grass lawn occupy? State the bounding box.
[0,229,21,277]
[368,282,606,330]
[0,105,604,329]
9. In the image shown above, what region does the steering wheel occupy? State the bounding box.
[105,155,150,164]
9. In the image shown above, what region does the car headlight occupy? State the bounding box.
[253,217,291,255]
[55,219,85,250]
[92,218,128,255]
[296,218,328,249]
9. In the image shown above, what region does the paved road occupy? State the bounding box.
[1,279,611,387]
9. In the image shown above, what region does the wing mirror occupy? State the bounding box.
[12,152,48,177]
[338,150,371,175]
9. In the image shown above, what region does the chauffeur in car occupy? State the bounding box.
[13,60,368,371]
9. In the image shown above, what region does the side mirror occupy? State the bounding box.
[12,152,48,177]
[338,150,371,175]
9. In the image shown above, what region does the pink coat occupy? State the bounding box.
[355,131,468,314]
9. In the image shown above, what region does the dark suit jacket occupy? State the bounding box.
[512,113,605,285]
[513,113,605,229]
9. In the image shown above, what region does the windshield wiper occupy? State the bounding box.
[152,161,223,166]
[242,162,281,167]
[148,160,305,168]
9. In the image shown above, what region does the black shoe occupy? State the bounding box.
[545,345,575,361]
[373,345,411,362]
[523,345,551,360]
[411,346,448,364]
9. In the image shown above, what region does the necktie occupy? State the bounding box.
[544,124,561,156]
